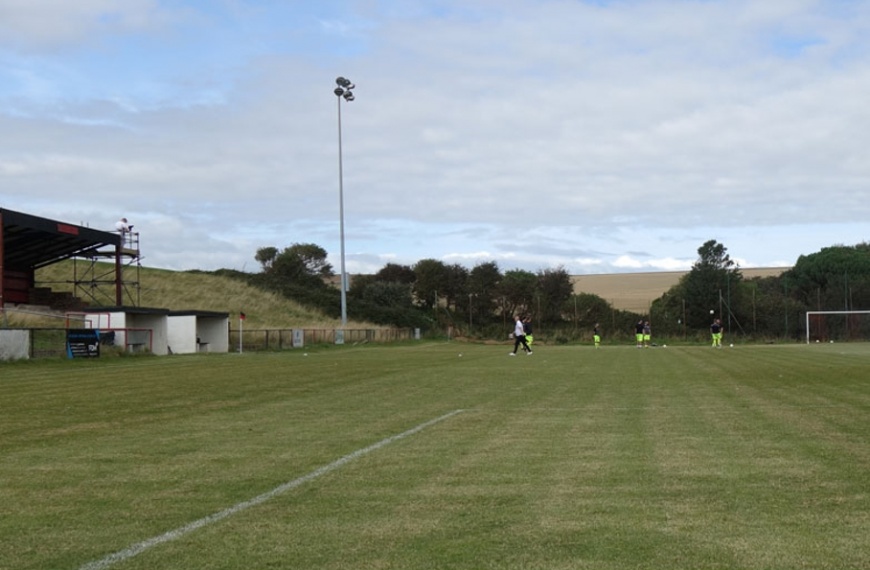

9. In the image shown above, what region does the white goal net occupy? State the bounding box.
[805,310,870,344]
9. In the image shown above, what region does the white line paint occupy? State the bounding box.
[78,409,465,570]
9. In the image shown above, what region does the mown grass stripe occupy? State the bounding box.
[77,409,465,570]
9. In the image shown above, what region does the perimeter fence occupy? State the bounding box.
[33,328,74,358]
[1,327,421,361]
[229,327,418,352]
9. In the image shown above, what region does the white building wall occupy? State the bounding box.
[167,315,198,354]
[0,330,30,360]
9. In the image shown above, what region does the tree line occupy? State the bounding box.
[652,240,870,341]
[217,240,870,342]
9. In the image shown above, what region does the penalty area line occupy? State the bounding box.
[78,409,465,570]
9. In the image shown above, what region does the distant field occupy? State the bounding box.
[2,340,868,570]
[572,267,791,313]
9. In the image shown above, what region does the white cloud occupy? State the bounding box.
[0,0,175,51]
[1,0,868,275]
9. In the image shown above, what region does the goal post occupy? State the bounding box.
[805,310,870,344]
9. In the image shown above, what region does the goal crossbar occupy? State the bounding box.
[805,310,870,344]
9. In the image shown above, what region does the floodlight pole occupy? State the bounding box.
[334,77,355,328]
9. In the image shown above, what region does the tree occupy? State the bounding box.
[413,259,449,310]
[374,263,416,284]
[696,239,736,272]
[347,263,415,310]
[269,248,316,287]
[443,264,469,311]
[499,269,537,317]
[254,243,332,287]
[347,274,377,300]
[285,243,333,277]
[661,240,743,330]
[361,281,413,308]
[467,261,502,326]
[566,292,613,329]
[257,244,334,291]
[784,243,870,311]
[255,247,278,271]
[536,266,574,325]
[742,275,794,337]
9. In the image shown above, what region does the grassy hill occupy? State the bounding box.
[23,260,350,330]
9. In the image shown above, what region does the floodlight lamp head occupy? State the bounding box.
[334,87,344,97]
[336,76,352,88]
[343,92,355,101]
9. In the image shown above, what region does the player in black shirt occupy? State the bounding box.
[710,319,723,348]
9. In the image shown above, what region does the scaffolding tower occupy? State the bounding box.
[69,230,142,307]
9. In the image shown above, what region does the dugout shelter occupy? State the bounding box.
[168,310,230,354]
[73,307,230,355]
[79,307,171,355]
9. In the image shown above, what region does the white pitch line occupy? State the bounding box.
[78,409,465,570]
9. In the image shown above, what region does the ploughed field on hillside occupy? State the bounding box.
[571,267,789,313]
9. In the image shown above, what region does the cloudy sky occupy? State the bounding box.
[1,0,868,276]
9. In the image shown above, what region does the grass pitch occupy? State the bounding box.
[2,342,869,570]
